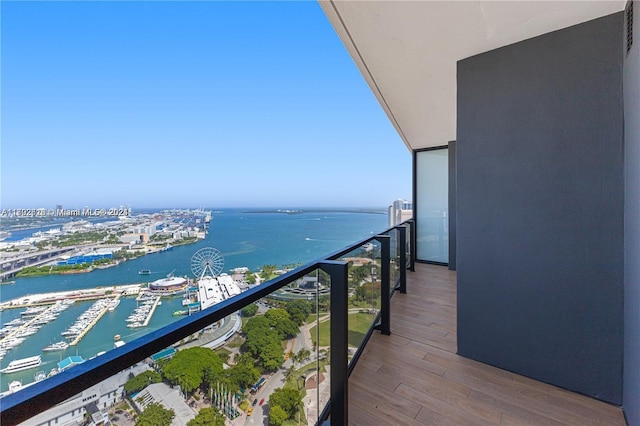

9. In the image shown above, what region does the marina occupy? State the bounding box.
[65,298,113,346]
[0,301,72,359]
[125,296,161,328]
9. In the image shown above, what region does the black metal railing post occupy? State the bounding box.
[319,260,349,426]
[407,219,416,271]
[395,225,407,294]
[373,235,390,335]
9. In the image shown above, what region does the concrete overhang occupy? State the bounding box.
[319,1,626,151]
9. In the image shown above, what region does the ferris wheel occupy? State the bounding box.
[190,247,224,279]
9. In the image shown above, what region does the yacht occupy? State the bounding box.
[107,299,120,311]
[43,341,69,352]
[0,355,42,374]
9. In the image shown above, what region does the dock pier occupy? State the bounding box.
[68,299,116,346]
[142,297,161,327]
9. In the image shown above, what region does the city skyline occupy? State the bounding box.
[1,1,411,209]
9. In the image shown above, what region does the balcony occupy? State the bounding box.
[349,263,626,425]
[1,221,628,425]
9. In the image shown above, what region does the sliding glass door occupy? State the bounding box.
[415,147,449,263]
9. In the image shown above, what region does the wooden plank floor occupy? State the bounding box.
[348,263,627,425]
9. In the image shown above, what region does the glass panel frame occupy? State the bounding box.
[415,147,449,263]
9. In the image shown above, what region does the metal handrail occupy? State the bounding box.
[1,221,413,425]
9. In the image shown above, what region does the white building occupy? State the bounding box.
[134,383,196,426]
[388,199,413,227]
[20,364,151,426]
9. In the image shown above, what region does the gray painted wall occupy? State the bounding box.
[624,1,640,423]
[456,13,624,404]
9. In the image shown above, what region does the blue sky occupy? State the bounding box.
[1,1,411,209]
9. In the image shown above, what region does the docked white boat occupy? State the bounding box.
[0,355,42,374]
[107,299,120,311]
[43,341,69,352]
[8,380,22,393]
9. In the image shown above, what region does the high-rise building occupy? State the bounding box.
[388,199,412,227]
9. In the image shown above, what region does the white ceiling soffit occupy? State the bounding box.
[319,1,626,151]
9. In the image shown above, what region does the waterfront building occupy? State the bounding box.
[57,356,85,372]
[149,274,187,293]
[197,273,240,311]
[118,233,145,244]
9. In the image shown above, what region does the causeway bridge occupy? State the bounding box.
[0,247,76,280]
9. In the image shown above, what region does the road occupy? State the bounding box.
[243,368,286,426]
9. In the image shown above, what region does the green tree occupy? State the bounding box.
[286,300,313,325]
[275,318,299,339]
[260,264,279,280]
[187,407,225,426]
[243,311,287,370]
[241,303,258,317]
[350,265,370,287]
[269,387,302,417]
[136,402,174,426]
[163,347,223,394]
[243,315,272,332]
[293,349,311,368]
[245,271,257,284]
[269,405,288,426]
[123,370,162,394]
[264,308,290,326]
[223,354,260,391]
[260,341,285,371]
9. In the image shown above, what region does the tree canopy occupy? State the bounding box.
[269,387,302,417]
[260,264,279,281]
[221,353,260,391]
[264,308,290,325]
[245,271,257,284]
[241,303,258,317]
[286,300,313,325]
[123,370,162,395]
[243,316,284,371]
[269,405,288,426]
[136,402,174,426]
[187,407,225,426]
[162,347,224,394]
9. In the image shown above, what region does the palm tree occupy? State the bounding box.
[293,349,311,369]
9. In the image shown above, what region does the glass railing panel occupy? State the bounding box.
[389,228,401,293]
[301,268,327,426]
[335,243,381,368]
[404,222,413,269]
